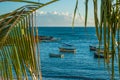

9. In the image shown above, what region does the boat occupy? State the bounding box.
[49,53,64,58]
[94,51,111,58]
[94,52,104,58]
[89,45,104,51]
[36,36,60,42]
[89,45,97,51]
[59,47,76,53]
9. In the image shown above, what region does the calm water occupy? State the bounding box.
[38,27,119,80]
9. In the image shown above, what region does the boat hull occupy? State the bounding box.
[94,53,104,58]
[59,48,76,53]
[94,52,111,58]
[89,46,97,51]
[49,53,64,58]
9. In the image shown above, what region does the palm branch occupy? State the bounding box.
[88,0,120,79]
[0,0,58,80]
[73,0,120,79]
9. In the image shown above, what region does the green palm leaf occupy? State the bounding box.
[0,0,58,80]
[85,0,88,27]
[72,0,78,27]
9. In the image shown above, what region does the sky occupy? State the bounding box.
[0,0,100,27]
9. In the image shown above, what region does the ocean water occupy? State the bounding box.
[38,27,119,80]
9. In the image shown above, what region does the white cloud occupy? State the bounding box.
[52,11,58,15]
[35,10,94,26]
[36,11,46,15]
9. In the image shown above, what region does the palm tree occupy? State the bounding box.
[0,0,58,80]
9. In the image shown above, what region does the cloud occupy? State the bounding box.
[35,11,94,26]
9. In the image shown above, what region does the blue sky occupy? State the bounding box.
[0,0,100,26]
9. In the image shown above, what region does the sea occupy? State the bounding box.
[38,27,119,80]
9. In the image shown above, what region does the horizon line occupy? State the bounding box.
[37,26,95,27]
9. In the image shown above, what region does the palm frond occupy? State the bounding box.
[72,0,78,27]
[85,0,88,27]
[0,0,58,80]
[90,0,120,79]
[0,0,43,5]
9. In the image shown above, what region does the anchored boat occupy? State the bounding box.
[89,45,97,51]
[49,53,64,58]
[59,46,76,53]
[36,36,60,42]
[94,51,111,58]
